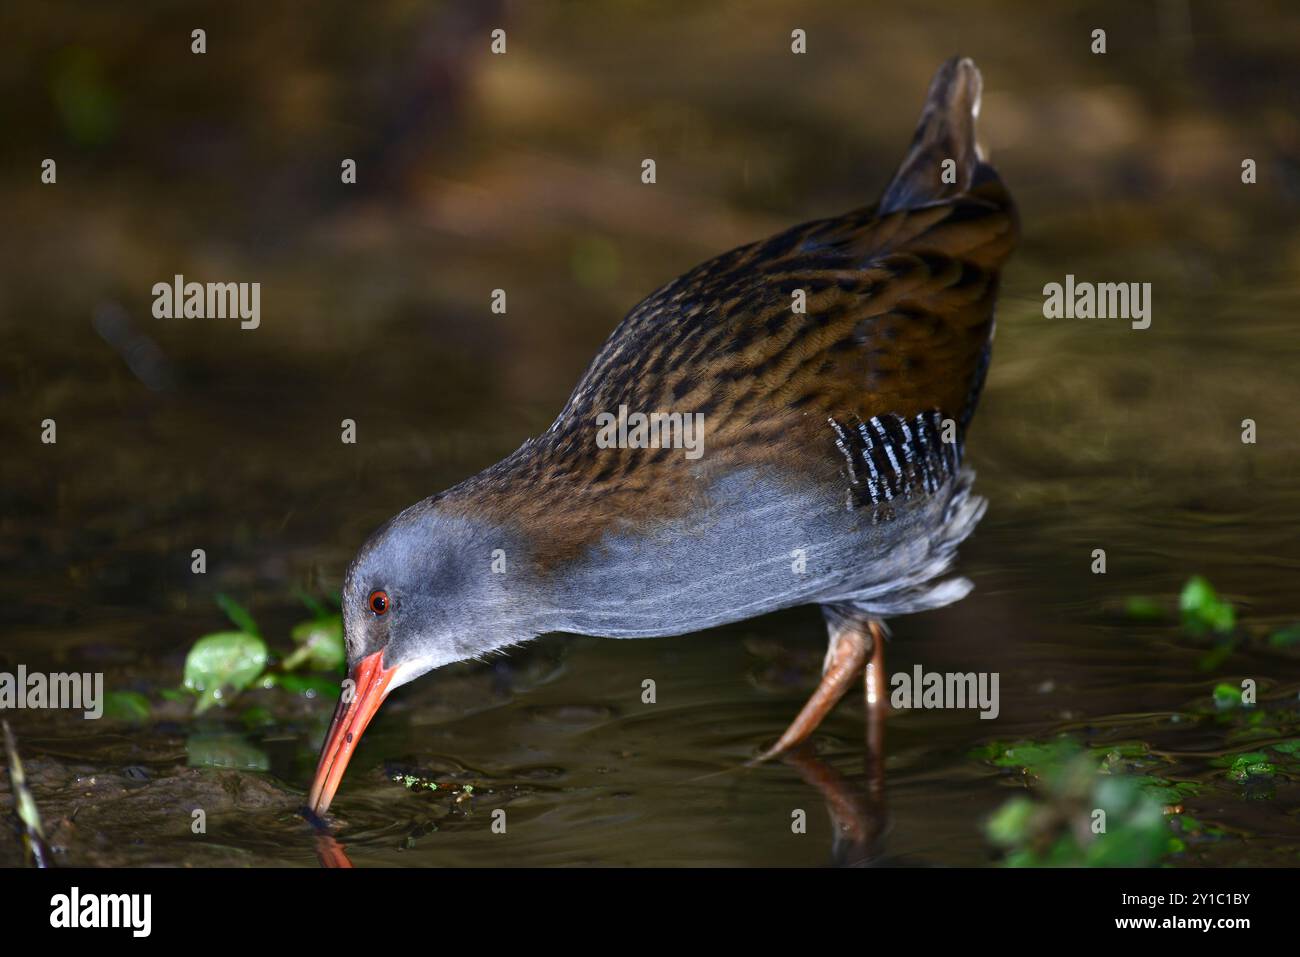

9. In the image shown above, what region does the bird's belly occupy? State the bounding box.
[543,466,983,638]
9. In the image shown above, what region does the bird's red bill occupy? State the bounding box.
[307,650,396,818]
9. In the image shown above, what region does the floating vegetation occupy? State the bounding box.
[385,763,485,809]
[1268,624,1300,649]
[1225,752,1276,782]
[975,737,1187,804]
[391,771,440,793]
[1122,575,1236,636]
[1213,682,1247,710]
[977,735,1202,865]
[984,754,1170,867]
[1179,576,1236,636]
[1119,575,1300,673]
[978,650,1300,865]
[972,736,1082,779]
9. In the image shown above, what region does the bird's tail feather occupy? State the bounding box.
[878,56,987,214]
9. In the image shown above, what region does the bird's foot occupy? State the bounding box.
[750,619,871,764]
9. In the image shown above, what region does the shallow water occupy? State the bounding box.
[2,2,1300,866]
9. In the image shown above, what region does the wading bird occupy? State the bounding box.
[309,56,1018,817]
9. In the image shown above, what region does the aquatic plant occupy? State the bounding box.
[181,593,344,715]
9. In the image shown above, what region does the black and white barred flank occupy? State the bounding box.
[828,410,962,513]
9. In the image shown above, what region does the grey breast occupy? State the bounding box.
[545,458,985,639]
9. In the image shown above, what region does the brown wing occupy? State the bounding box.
[556,172,1015,446]
[446,59,1019,564]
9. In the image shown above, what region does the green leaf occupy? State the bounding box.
[102,691,151,723]
[282,614,345,672]
[1130,775,1197,806]
[985,757,1171,867]
[1092,741,1162,775]
[215,593,260,638]
[1227,752,1275,781]
[973,737,1081,777]
[1179,576,1214,613]
[985,796,1036,847]
[1213,682,1243,710]
[1085,805,1168,866]
[1123,597,1166,621]
[1179,576,1236,635]
[1268,624,1300,649]
[183,631,269,714]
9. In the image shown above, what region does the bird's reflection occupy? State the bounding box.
[782,742,886,866]
[783,682,888,866]
[304,806,354,868]
[313,828,355,868]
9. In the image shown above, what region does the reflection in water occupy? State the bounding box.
[798,660,887,867]
[313,830,355,869]
[773,645,889,867]
[305,805,355,868]
[783,745,886,868]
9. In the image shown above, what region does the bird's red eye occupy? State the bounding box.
[368,590,389,615]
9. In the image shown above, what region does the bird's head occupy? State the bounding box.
[307,501,537,817]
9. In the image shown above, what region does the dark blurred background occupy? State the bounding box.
[2,1,1299,866]
[4,0,1299,619]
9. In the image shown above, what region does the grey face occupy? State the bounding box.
[340,501,544,689]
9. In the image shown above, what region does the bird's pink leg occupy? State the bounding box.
[755,618,870,762]
[863,619,887,799]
